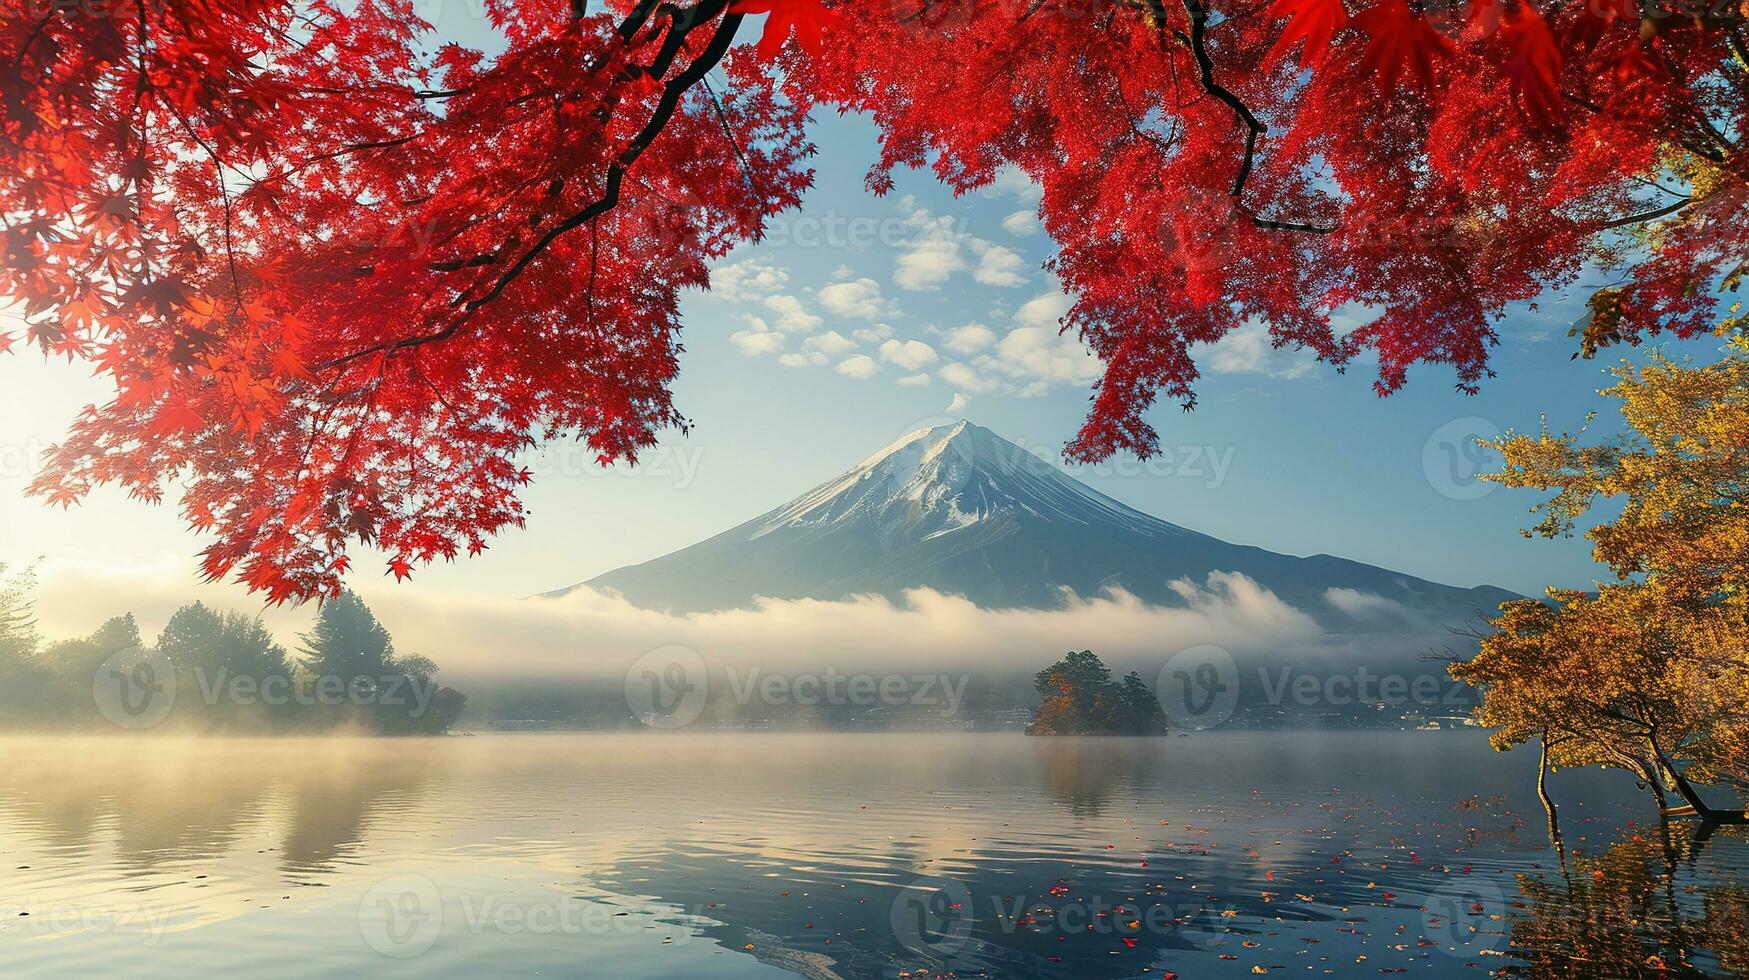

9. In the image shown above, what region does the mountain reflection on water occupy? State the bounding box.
[0,731,1742,979]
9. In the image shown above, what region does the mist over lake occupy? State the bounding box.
[1,731,1744,979]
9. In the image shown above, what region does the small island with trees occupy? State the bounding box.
[1027,650,1169,736]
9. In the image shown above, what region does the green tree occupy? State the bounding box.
[158,602,289,679]
[157,602,292,728]
[420,685,470,735]
[1030,651,1166,736]
[296,591,465,734]
[0,562,50,724]
[298,591,395,681]
[43,613,142,718]
[1114,672,1169,736]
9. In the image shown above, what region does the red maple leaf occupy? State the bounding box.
[148,402,205,438]
[1609,39,1665,85]
[1566,0,1635,50]
[1500,4,1563,127]
[1266,0,1350,69]
[730,0,834,60]
[1465,0,1504,39]
[1353,0,1457,92]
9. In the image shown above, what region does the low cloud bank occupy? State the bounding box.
[29,561,1457,685]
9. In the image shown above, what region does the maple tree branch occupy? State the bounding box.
[1727,22,1749,69]
[315,2,742,373]
[273,133,422,192]
[347,0,674,283]
[165,102,246,304]
[1597,198,1691,229]
[1628,174,1691,198]
[701,74,762,198]
[1238,204,1336,234]
[1181,0,1263,198]
[1174,0,1337,234]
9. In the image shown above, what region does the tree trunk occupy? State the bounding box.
[1538,735,1563,849]
[1637,757,1671,811]
[1650,741,1749,823]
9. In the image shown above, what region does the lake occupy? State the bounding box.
[0,731,1743,978]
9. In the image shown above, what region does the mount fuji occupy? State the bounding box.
[549,420,1514,627]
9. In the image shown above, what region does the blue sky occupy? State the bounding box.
[1,11,1729,624]
[564,104,1696,602]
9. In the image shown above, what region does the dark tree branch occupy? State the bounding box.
[1598,198,1691,230]
[1238,202,1337,234]
[1174,0,1337,234]
[1182,0,1263,199]
[315,1,741,373]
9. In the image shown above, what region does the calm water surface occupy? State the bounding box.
[0,731,1743,978]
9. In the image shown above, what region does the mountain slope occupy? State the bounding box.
[549,421,1515,626]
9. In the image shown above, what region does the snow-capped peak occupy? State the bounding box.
[750,420,1177,543]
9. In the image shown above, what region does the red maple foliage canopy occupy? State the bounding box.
[1,0,1741,599]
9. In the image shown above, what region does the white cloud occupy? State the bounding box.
[819,278,897,319]
[1205,320,1316,380]
[778,352,827,368]
[978,326,1102,390]
[927,292,1102,396]
[878,339,939,372]
[711,258,789,302]
[804,331,858,356]
[730,329,785,356]
[938,362,998,393]
[971,240,1028,287]
[896,197,1034,291]
[1001,210,1039,236]
[944,324,997,354]
[762,294,822,333]
[1325,588,1415,622]
[984,166,1044,206]
[1013,291,1072,330]
[852,324,894,344]
[835,354,880,380]
[894,199,967,291]
[896,373,931,387]
[944,392,970,414]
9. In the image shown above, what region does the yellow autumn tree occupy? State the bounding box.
[1452,335,1749,822]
